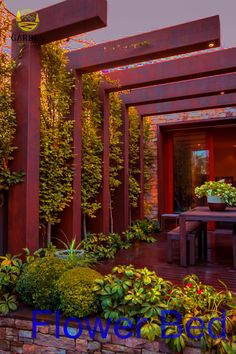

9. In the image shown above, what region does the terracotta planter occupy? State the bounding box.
[207,195,226,211]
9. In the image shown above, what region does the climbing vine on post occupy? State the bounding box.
[81,73,124,235]
[0,3,24,192]
[128,107,141,215]
[143,116,155,216]
[81,72,103,236]
[128,109,154,220]
[40,42,74,243]
[109,91,123,232]
[143,117,154,192]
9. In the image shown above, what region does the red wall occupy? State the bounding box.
[213,127,236,184]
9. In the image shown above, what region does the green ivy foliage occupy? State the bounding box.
[81,72,103,221]
[0,3,24,190]
[128,107,141,208]
[40,42,74,226]
[128,111,154,213]
[81,73,124,232]
[109,92,123,198]
[0,254,23,314]
[143,117,154,192]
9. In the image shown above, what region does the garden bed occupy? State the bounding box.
[0,223,235,353]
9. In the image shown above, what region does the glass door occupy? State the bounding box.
[173,131,209,212]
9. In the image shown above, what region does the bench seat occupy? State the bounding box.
[167,221,202,265]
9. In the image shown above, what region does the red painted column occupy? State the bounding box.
[100,88,110,234]
[157,126,164,219]
[132,114,144,221]
[167,135,174,213]
[161,133,173,214]
[113,102,129,233]
[207,131,215,232]
[59,74,82,242]
[208,132,215,180]
[8,42,41,254]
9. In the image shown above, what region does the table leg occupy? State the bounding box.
[203,222,208,260]
[180,217,187,267]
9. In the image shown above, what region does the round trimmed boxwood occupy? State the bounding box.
[16,256,74,310]
[55,267,103,318]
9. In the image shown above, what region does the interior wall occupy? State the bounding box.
[213,127,236,186]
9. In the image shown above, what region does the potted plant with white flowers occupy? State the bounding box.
[195,179,236,211]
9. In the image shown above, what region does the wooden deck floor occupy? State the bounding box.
[96,230,236,292]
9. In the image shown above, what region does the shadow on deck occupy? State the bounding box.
[96,230,236,292]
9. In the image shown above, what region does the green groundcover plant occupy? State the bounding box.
[0,254,22,314]
[195,180,236,206]
[79,219,160,260]
[94,265,236,354]
[79,232,125,260]
[125,219,160,243]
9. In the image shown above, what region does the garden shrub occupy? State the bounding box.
[16,256,74,310]
[56,267,103,318]
[0,247,59,314]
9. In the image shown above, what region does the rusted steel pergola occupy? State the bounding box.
[101,47,236,233]
[62,16,220,238]
[7,4,227,253]
[119,72,236,218]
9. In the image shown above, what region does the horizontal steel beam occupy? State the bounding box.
[12,0,107,44]
[68,16,220,72]
[137,92,236,116]
[105,48,236,91]
[121,72,236,106]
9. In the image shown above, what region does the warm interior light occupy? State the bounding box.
[220,91,225,95]
[208,42,215,48]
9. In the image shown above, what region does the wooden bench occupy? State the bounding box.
[167,221,202,265]
[161,213,179,230]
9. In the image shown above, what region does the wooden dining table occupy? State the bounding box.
[179,206,236,268]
